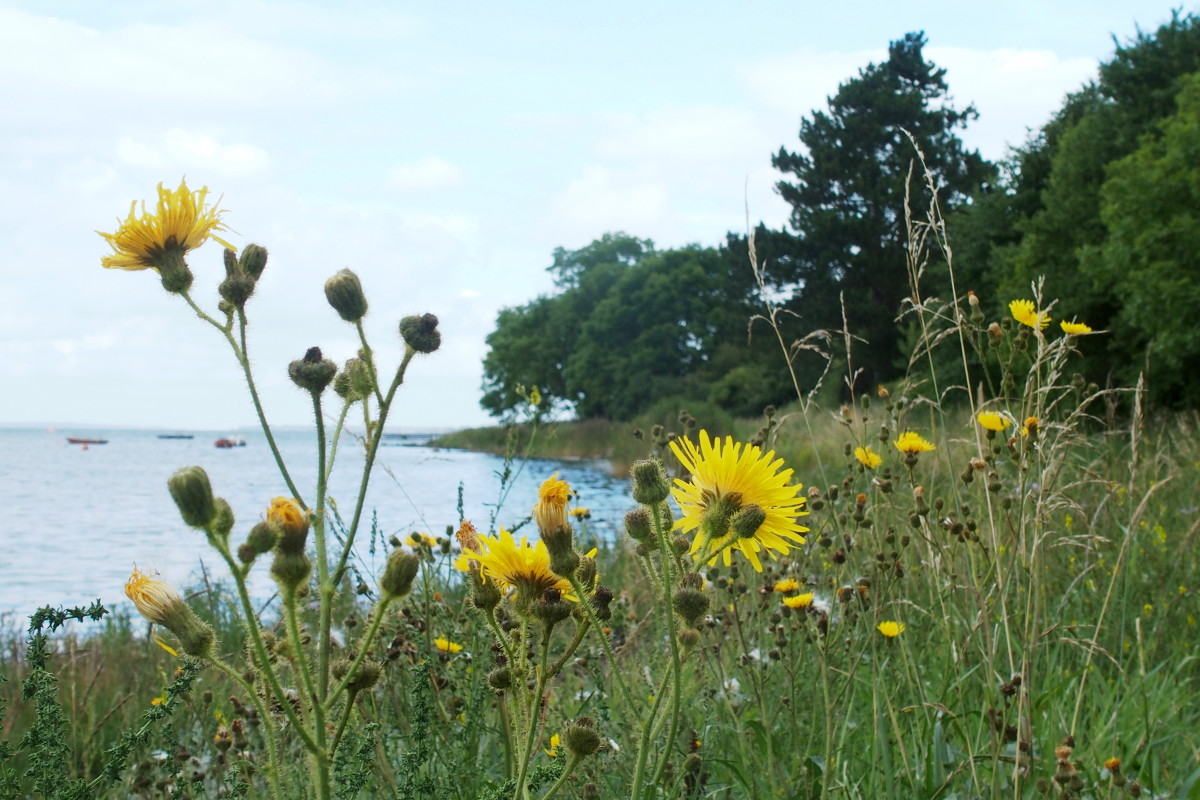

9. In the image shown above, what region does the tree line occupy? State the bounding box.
[483,14,1200,420]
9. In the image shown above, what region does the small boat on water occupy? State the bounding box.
[214,437,247,448]
[157,434,194,440]
[66,437,108,445]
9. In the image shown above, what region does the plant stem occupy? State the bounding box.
[326,595,394,709]
[538,755,581,800]
[208,657,286,800]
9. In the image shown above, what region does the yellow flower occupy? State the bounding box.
[1104,757,1122,772]
[544,733,561,757]
[125,567,185,627]
[783,593,814,609]
[975,411,1011,432]
[433,637,462,654]
[1020,416,1039,436]
[150,693,167,707]
[453,528,594,601]
[1009,299,1050,330]
[877,620,905,638]
[1060,320,1092,335]
[669,430,808,572]
[529,387,542,407]
[98,179,232,271]
[773,578,800,593]
[408,531,438,547]
[267,497,307,535]
[569,507,591,519]
[893,432,936,455]
[853,446,882,469]
[534,473,572,535]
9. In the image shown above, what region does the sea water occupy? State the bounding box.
[0,426,629,623]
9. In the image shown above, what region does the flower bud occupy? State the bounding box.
[288,347,337,395]
[624,507,653,542]
[210,498,234,540]
[324,269,368,323]
[590,585,614,621]
[398,313,441,354]
[630,459,671,505]
[487,667,512,692]
[533,590,572,627]
[564,718,602,758]
[239,244,268,280]
[271,551,311,592]
[731,504,766,540]
[576,556,598,592]
[218,273,256,308]
[268,498,309,554]
[223,248,238,277]
[125,568,214,659]
[381,550,420,599]
[672,588,710,627]
[469,567,502,611]
[168,466,217,529]
[242,521,277,560]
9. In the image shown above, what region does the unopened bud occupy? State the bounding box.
[630,459,671,505]
[381,550,420,599]
[731,504,766,539]
[399,313,441,354]
[564,718,602,758]
[288,347,337,395]
[324,269,368,323]
[624,507,653,542]
[271,552,311,593]
[239,244,268,280]
[168,466,217,529]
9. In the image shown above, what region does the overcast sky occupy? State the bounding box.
[0,0,1185,431]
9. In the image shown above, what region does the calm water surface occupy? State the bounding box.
[0,427,629,622]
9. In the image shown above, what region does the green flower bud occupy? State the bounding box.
[210,498,235,539]
[672,588,710,627]
[324,269,368,323]
[590,585,614,621]
[218,273,256,308]
[487,667,512,692]
[347,661,381,693]
[533,588,572,627]
[564,717,602,758]
[288,347,337,395]
[470,567,502,611]
[243,521,277,557]
[731,504,766,540]
[630,459,671,505]
[678,627,702,650]
[271,551,311,592]
[399,313,441,354]
[223,248,239,277]
[381,550,420,599]
[168,466,217,529]
[576,556,598,592]
[624,507,653,542]
[238,244,268,280]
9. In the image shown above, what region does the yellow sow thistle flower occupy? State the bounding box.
[783,592,814,609]
[452,528,596,602]
[669,430,808,573]
[894,432,936,455]
[1009,299,1051,330]
[877,620,905,638]
[1060,320,1093,335]
[773,578,800,593]
[98,179,233,293]
[853,446,882,469]
[433,637,463,654]
[125,567,214,658]
[976,411,1011,432]
[544,733,561,757]
[534,473,572,535]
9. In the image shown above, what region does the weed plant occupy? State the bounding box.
[2,172,1199,800]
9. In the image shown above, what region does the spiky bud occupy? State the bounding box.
[270,552,311,592]
[624,507,653,542]
[168,466,217,529]
[672,588,710,627]
[239,244,269,280]
[218,273,256,308]
[324,269,368,323]
[731,504,766,540]
[381,550,420,599]
[398,313,441,353]
[288,347,337,395]
[564,717,602,758]
[630,459,671,505]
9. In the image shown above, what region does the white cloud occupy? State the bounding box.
[116,129,269,175]
[597,106,764,161]
[386,157,466,192]
[740,49,887,118]
[549,167,670,242]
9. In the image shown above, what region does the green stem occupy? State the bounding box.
[218,549,323,757]
[326,595,394,709]
[332,347,416,583]
[208,658,286,800]
[324,398,353,485]
[539,755,582,800]
[329,689,360,756]
[513,630,552,800]
[567,576,635,711]
[355,320,387,408]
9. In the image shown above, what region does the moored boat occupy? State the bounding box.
[157,434,194,439]
[214,437,247,448]
[66,437,108,445]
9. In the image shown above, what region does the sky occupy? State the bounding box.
[0,0,1188,431]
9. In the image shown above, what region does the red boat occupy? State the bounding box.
[214,437,246,448]
[66,437,108,445]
